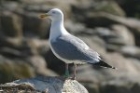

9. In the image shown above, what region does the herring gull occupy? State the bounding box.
[40,8,115,79]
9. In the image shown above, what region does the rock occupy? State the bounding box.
[1,1,23,14]
[0,36,23,49]
[72,1,125,27]
[0,37,36,58]
[65,20,86,34]
[104,13,140,32]
[94,27,128,46]
[82,12,140,31]
[116,0,140,18]
[106,44,122,52]
[107,38,128,46]
[72,0,125,16]
[99,53,140,76]
[111,25,135,45]
[1,1,140,93]
[119,46,140,59]
[0,38,50,57]
[22,12,50,38]
[0,77,89,93]
[82,12,140,47]
[100,77,140,93]
[0,47,24,58]
[94,1,125,16]
[0,11,22,37]
[0,55,35,83]
[27,55,57,76]
[26,38,50,55]
[94,27,117,38]
[82,12,118,28]
[21,0,72,18]
[65,21,99,37]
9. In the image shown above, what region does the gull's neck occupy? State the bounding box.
[49,18,69,41]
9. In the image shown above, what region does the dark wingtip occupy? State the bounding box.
[94,60,116,69]
[111,66,116,69]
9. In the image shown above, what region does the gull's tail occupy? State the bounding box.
[94,60,116,69]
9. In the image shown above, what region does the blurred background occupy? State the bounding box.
[0,0,140,93]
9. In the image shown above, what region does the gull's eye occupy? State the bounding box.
[52,11,56,14]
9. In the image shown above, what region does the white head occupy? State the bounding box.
[40,8,64,21]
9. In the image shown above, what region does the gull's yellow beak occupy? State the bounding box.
[40,13,50,18]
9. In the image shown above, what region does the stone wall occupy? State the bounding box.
[0,0,140,93]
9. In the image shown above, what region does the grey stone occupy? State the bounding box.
[94,27,117,38]
[27,55,57,76]
[120,46,140,59]
[0,1,140,93]
[1,77,89,93]
[111,25,135,45]
[100,78,140,93]
[1,11,22,37]
[0,55,35,83]
[22,12,50,38]
[65,20,86,34]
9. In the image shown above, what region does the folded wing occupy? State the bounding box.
[50,35,100,63]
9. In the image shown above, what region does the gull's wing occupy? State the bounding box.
[50,35,101,63]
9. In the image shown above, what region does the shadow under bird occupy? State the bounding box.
[40,8,115,79]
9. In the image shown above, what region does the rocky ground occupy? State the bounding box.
[0,0,140,93]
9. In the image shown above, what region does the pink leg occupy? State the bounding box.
[73,64,77,80]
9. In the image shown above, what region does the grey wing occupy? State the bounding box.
[50,35,101,63]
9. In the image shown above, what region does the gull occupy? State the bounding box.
[40,8,115,79]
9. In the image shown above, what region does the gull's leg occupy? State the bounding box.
[65,63,69,78]
[73,63,77,80]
